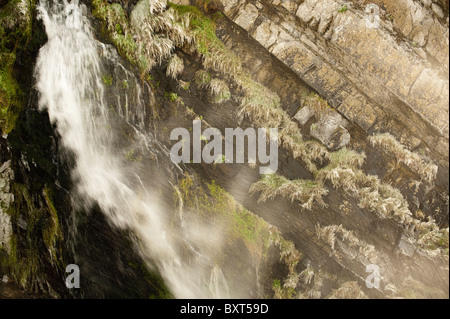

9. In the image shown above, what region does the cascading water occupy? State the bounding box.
[35,0,230,299]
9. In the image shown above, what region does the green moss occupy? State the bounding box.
[115,23,123,35]
[176,176,272,253]
[5,183,42,288]
[419,228,449,253]
[273,279,281,289]
[125,149,143,162]
[232,209,270,246]
[214,154,226,164]
[8,233,18,266]
[3,181,66,289]
[212,11,225,20]
[338,4,349,12]
[195,70,212,86]
[92,0,144,73]
[0,0,35,133]
[215,90,231,103]
[273,280,296,299]
[179,80,190,91]
[168,2,242,74]
[42,187,64,268]
[128,261,174,299]
[0,55,22,133]
[175,174,302,297]
[102,74,113,86]
[164,91,182,103]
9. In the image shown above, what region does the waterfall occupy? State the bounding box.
[35,0,229,299]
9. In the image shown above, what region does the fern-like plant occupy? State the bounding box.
[250,174,328,210]
[369,132,438,183]
[166,54,184,79]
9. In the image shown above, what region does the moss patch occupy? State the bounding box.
[42,187,64,268]
[0,0,34,133]
[175,174,302,298]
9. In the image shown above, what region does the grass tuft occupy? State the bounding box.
[250,174,328,210]
[166,54,184,79]
[369,133,438,183]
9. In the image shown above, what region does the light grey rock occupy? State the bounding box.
[294,106,315,125]
[421,0,432,7]
[0,160,14,255]
[398,234,416,257]
[432,3,445,18]
[310,112,351,150]
[234,3,260,31]
[0,211,12,254]
[253,20,279,48]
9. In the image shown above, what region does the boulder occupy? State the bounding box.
[310,112,351,150]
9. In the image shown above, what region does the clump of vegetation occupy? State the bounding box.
[314,147,418,226]
[415,218,449,256]
[175,174,303,297]
[168,3,242,75]
[298,267,324,299]
[178,80,190,91]
[315,147,366,188]
[315,224,378,263]
[270,230,303,299]
[0,51,22,133]
[146,0,168,14]
[317,159,448,259]
[165,91,180,103]
[208,78,231,103]
[318,147,366,174]
[93,0,145,71]
[300,91,332,120]
[250,174,328,210]
[338,4,349,13]
[237,74,329,174]
[195,69,212,86]
[195,70,230,103]
[318,161,412,221]
[102,74,113,86]
[42,187,64,268]
[0,0,34,133]
[4,182,65,291]
[308,142,447,256]
[125,149,143,162]
[166,54,184,79]
[299,266,315,285]
[214,154,226,164]
[369,133,438,183]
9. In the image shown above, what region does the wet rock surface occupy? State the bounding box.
[1,0,448,299]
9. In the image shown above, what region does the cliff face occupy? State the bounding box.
[1,0,449,299]
[219,0,449,180]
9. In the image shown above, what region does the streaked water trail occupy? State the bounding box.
[35,0,230,299]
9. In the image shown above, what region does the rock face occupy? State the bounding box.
[219,0,449,164]
[1,0,448,299]
[0,149,13,254]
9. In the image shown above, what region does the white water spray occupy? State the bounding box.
[35,0,229,298]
